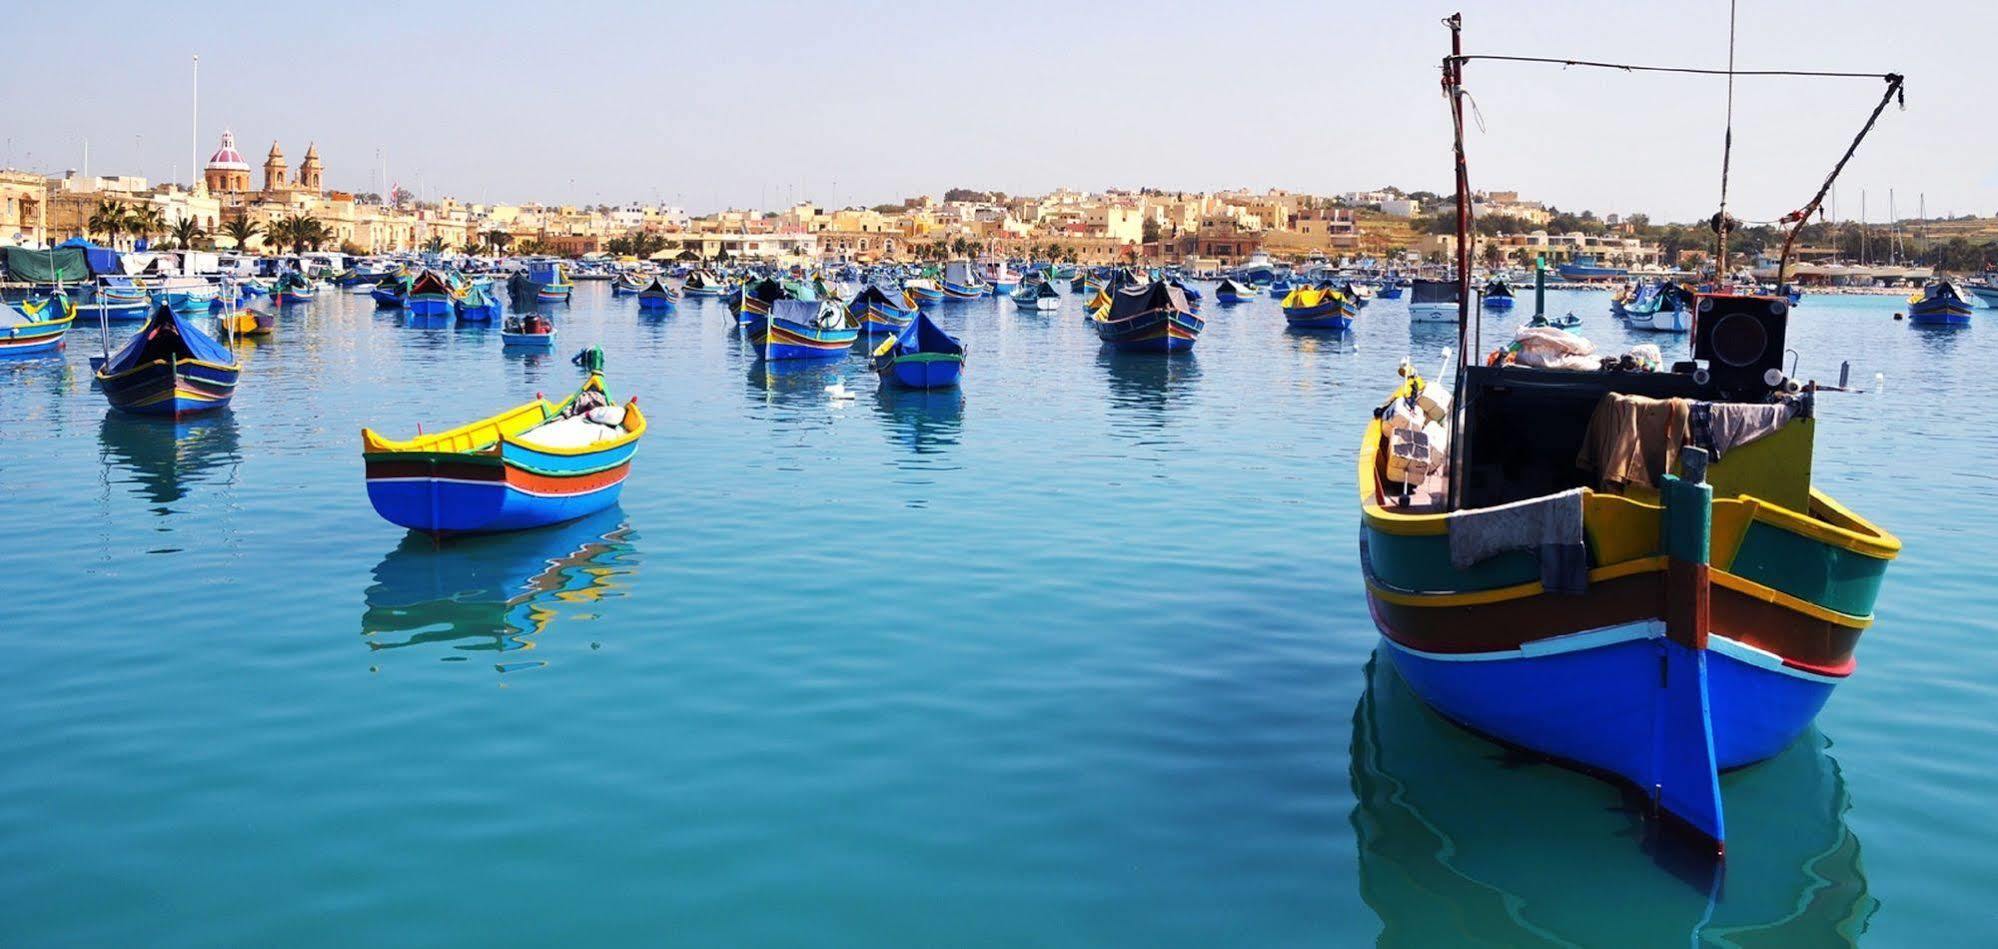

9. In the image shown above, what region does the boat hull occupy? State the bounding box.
[1909,302,1974,325]
[749,316,859,360]
[1627,308,1692,332]
[1408,302,1457,323]
[1093,309,1204,352]
[879,354,964,389]
[905,285,945,306]
[1283,301,1354,330]
[500,331,555,348]
[1484,295,1515,310]
[941,281,987,300]
[98,357,239,417]
[637,294,676,312]
[365,442,635,534]
[457,302,499,322]
[0,316,73,357]
[408,294,454,317]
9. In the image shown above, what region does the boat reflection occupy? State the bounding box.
[1350,652,1874,946]
[1284,326,1356,353]
[741,356,860,406]
[96,411,243,506]
[1097,348,1201,416]
[360,508,640,670]
[872,385,964,456]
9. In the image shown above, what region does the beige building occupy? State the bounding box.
[1,171,48,245]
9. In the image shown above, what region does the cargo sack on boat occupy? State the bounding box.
[1446,487,1588,594]
[1506,325,1598,370]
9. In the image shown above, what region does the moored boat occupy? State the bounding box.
[1407,278,1460,323]
[91,278,153,320]
[1624,280,1696,332]
[271,270,316,306]
[1010,277,1061,311]
[1280,284,1356,330]
[680,269,730,299]
[362,370,644,535]
[848,284,916,336]
[1091,280,1202,352]
[1214,278,1257,305]
[457,282,500,322]
[870,311,966,389]
[1907,279,1975,326]
[1482,276,1515,310]
[372,273,412,308]
[940,259,988,300]
[1,290,77,358]
[746,299,859,360]
[95,303,241,417]
[902,278,945,306]
[500,312,555,348]
[636,276,678,313]
[407,269,458,318]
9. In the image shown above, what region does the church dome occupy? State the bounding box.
[206,130,250,171]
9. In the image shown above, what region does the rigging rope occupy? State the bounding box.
[1716,0,1738,276]
[1447,54,1892,81]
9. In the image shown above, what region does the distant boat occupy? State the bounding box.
[1,290,77,358]
[848,284,916,336]
[271,270,316,306]
[457,282,500,322]
[611,272,646,296]
[1377,278,1405,300]
[513,261,573,304]
[91,279,153,321]
[1964,278,1998,309]
[1407,278,1460,323]
[1908,279,1975,326]
[1213,278,1256,305]
[636,276,678,313]
[903,278,945,306]
[500,312,555,348]
[406,269,458,319]
[983,259,1020,295]
[1623,280,1696,332]
[1010,278,1061,311]
[1267,275,1294,299]
[730,277,791,323]
[940,259,988,300]
[681,269,729,298]
[362,371,645,535]
[870,311,965,389]
[160,279,218,315]
[94,303,240,417]
[747,298,859,360]
[1282,284,1357,330]
[372,273,412,308]
[1482,276,1515,310]
[1555,256,1628,282]
[1091,280,1202,352]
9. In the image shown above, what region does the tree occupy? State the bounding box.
[483,229,514,257]
[273,213,327,253]
[220,218,262,250]
[424,235,448,254]
[167,217,205,250]
[1141,218,1162,245]
[127,205,166,248]
[87,200,130,247]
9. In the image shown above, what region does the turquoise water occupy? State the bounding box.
[0,284,1990,945]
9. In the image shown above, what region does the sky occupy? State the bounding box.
[4,0,1991,224]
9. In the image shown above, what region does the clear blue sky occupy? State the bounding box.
[4,0,1987,223]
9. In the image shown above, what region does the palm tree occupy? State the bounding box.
[263,217,295,255]
[483,229,513,257]
[424,235,447,254]
[88,200,130,248]
[127,205,166,248]
[168,217,205,250]
[275,213,327,253]
[220,218,262,251]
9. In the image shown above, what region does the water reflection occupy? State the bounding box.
[96,411,243,506]
[1097,349,1202,417]
[1283,327,1357,354]
[872,386,964,456]
[742,356,863,407]
[1349,653,1873,946]
[360,508,640,671]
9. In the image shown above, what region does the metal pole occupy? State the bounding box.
[1535,257,1546,318]
[190,55,199,193]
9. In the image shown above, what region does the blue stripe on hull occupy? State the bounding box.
[408,296,454,317]
[365,478,627,534]
[885,360,963,389]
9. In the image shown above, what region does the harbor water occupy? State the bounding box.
[0,285,1990,945]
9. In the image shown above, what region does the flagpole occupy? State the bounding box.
[190,55,199,193]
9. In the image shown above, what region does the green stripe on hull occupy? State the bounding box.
[1363,526,1539,593]
[1727,520,1889,618]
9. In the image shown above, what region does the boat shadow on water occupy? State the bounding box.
[359,508,641,672]
[871,385,964,457]
[1097,348,1202,418]
[1350,652,1874,946]
[96,410,243,507]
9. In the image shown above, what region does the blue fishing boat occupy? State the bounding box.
[680,269,729,299]
[499,312,555,348]
[610,273,646,296]
[457,282,500,322]
[372,273,411,308]
[1091,280,1203,352]
[1556,256,1629,282]
[1908,279,1975,326]
[870,311,966,389]
[1213,278,1257,305]
[1280,284,1356,330]
[512,261,573,304]
[362,371,645,535]
[407,269,458,318]
[1,291,77,358]
[636,276,678,313]
[940,259,988,300]
[1482,276,1515,310]
[161,280,218,315]
[747,299,858,360]
[1267,275,1294,299]
[903,278,945,306]
[984,260,1020,296]
[1378,279,1405,300]
[730,277,792,324]
[90,279,152,321]
[94,303,241,417]
[848,284,915,336]
[271,270,316,307]
[1623,280,1696,332]
[1010,277,1061,311]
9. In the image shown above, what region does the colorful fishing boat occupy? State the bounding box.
[362,370,644,535]
[1378,279,1405,300]
[636,276,678,313]
[730,277,791,323]
[983,259,1020,296]
[611,272,647,296]
[372,273,412,308]
[1907,279,1975,326]
[407,269,458,318]
[1482,276,1516,310]
[1267,275,1294,299]
[1556,256,1630,282]
[1365,16,1905,856]
[848,284,916,336]
[512,261,573,304]
[940,259,989,300]
[870,311,965,389]
[1624,280,1697,332]
[499,312,555,348]
[902,278,945,306]
[680,269,730,299]
[457,282,500,322]
[91,278,153,321]
[271,270,316,306]
[94,303,241,417]
[1010,277,1061,311]
[747,299,858,360]
[216,301,276,338]
[1407,278,1460,323]
[160,279,219,315]
[1,291,77,358]
[1091,280,1202,352]
[1213,278,1257,305]
[1280,284,1357,330]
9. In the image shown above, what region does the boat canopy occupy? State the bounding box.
[895,311,963,356]
[103,304,233,373]
[1410,279,1461,304]
[4,246,95,283]
[1107,280,1190,320]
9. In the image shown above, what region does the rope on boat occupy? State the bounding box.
[1774,74,1907,286]
[1714,0,1738,275]
[1447,54,1895,82]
